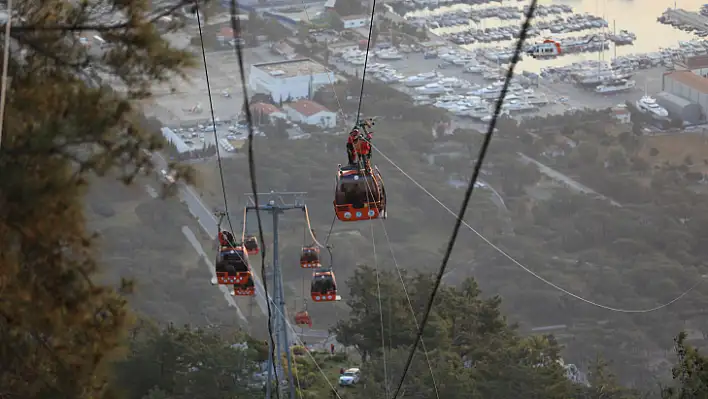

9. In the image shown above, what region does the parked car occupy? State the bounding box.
[339,368,361,386]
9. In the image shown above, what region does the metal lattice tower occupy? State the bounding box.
[245,192,308,399]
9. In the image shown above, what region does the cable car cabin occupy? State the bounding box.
[233,274,255,296]
[215,246,251,285]
[311,268,341,302]
[243,234,259,255]
[294,311,312,327]
[333,164,386,222]
[300,246,321,269]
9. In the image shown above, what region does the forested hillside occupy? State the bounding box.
[3,0,708,397]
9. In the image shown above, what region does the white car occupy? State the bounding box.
[339,368,361,386]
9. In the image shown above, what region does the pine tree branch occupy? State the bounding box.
[10,0,196,33]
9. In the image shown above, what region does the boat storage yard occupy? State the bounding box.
[330,0,708,127]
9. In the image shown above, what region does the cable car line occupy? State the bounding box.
[256,283,344,399]
[378,217,441,399]
[194,6,236,237]
[390,2,538,396]
[223,0,279,394]
[361,172,390,397]
[371,143,706,313]
[354,0,378,122]
[323,214,336,246]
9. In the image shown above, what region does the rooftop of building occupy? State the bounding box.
[679,54,708,70]
[251,102,283,115]
[253,58,330,78]
[665,70,708,93]
[287,99,331,117]
[340,14,370,20]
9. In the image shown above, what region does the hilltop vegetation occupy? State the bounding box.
[194,79,708,383]
[4,0,708,396]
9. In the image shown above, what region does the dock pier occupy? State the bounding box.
[662,8,708,31]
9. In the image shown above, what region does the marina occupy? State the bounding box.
[389,0,701,71]
[325,0,708,127]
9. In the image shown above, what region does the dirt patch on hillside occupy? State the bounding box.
[638,133,708,173]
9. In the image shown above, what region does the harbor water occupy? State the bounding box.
[402,0,704,72]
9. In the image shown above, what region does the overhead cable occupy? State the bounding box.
[223,0,278,395]
[0,0,12,150]
[372,143,706,313]
[354,0,378,122]
[389,1,538,397]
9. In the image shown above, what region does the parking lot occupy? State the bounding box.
[145,43,290,126]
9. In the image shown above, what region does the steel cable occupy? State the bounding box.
[390,1,538,397]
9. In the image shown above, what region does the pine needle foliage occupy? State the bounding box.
[0,0,204,397]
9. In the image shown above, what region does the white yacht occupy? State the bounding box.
[403,72,439,87]
[463,63,484,74]
[439,77,465,88]
[595,79,636,94]
[467,105,491,120]
[377,49,404,60]
[526,93,549,106]
[479,86,502,100]
[635,95,669,118]
[502,100,538,113]
[416,83,447,95]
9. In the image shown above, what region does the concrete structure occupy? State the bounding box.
[662,71,707,122]
[678,55,708,77]
[662,8,708,32]
[655,91,703,124]
[340,14,370,29]
[250,102,287,125]
[285,100,336,128]
[249,59,335,103]
[161,127,191,153]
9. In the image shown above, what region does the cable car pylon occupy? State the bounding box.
[245,191,309,399]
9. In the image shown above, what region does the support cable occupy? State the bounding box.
[256,284,344,399]
[378,217,440,399]
[370,144,706,313]
[224,0,278,394]
[390,2,538,397]
[304,205,334,266]
[359,163,390,397]
[0,0,12,150]
[354,0,378,122]
[194,5,236,236]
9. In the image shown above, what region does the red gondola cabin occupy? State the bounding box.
[243,235,259,255]
[333,164,386,222]
[233,274,256,296]
[215,245,251,285]
[311,267,341,302]
[300,246,321,269]
[295,311,312,327]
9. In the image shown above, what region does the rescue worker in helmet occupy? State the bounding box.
[353,134,372,171]
[346,128,359,165]
[219,231,237,248]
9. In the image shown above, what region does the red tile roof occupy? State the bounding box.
[288,100,331,117]
[665,70,708,94]
[251,102,281,115]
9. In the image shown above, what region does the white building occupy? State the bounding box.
[340,15,370,29]
[285,100,337,128]
[249,59,336,103]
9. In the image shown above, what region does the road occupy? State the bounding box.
[152,152,331,344]
[518,152,623,207]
